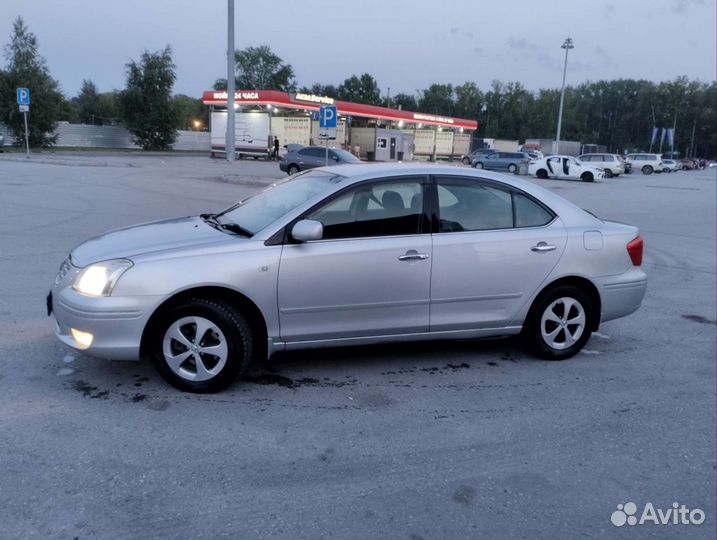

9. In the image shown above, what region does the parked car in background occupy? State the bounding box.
[279,146,361,175]
[48,163,646,392]
[528,155,604,182]
[625,153,663,175]
[472,151,531,173]
[661,159,681,173]
[679,158,697,170]
[460,148,497,165]
[708,161,716,168]
[0,133,4,152]
[578,153,626,177]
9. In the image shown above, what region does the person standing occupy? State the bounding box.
[273,136,280,160]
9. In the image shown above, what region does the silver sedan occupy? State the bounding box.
[49,164,647,392]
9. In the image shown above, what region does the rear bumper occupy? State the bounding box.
[595,267,647,323]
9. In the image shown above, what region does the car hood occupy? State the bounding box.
[71,216,232,267]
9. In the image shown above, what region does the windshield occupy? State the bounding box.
[215,170,345,234]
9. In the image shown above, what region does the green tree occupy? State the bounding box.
[418,84,454,115]
[390,92,419,111]
[73,79,100,124]
[0,16,64,147]
[119,46,177,150]
[173,94,208,131]
[214,45,296,91]
[337,74,381,105]
[298,83,339,98]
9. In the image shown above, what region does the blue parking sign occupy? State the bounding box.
[17,88,30,105]
[319,105,337,129]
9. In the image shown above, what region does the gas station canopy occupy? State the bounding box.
[201,90,478,131]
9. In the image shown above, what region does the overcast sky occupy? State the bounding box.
[2,0,715,99]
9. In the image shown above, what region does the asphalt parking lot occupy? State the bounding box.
[0,152,715,539]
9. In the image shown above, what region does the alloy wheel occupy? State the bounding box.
[540,297,586,350]
[162,316,228,381]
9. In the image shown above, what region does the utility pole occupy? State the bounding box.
[225,0,236,162]
[554,37,574,155]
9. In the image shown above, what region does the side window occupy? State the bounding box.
[307,179,424,240]
[436,181,513,232]
[581,155,591,162]
[513,191,555,228]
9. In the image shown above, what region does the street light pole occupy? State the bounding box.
[554,37,574,155]
[226,0,236,162]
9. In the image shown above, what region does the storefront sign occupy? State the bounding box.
[293,93,335,105]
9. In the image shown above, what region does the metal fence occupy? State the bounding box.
[0,122,210,151]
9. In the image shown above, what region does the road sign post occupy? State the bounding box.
[17,88,30,157]
[319,105,337,166]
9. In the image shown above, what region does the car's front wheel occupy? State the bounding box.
[508,163,517,173]
[151,298,254,392]
[581,172,594,182]
[603,168,613,178]
[287,164,300,175]
[474,162,484,169]
[524,286,594,360]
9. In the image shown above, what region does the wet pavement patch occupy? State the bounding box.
[72,380,109,399]
[682,314,716,325]
[244,373,298,388]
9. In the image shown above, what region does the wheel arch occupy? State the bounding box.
[140,285,268,359]
[524,275,602,332]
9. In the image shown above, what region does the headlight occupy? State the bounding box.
[72,259,133,297]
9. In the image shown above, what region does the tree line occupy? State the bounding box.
[1,17,714,157]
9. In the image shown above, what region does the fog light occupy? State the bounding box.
[71,328,94,349]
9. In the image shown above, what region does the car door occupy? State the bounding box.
[568,157,584,178]
[277,176,432,343]
[545,156,562,178]
[430,176,567,331]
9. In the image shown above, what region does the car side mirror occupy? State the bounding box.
[292,220,323,242]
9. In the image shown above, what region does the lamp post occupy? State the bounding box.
[226,0,236,162]
[554,37,574,155]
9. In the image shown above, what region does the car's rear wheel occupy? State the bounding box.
[524,286,594,360]
[603,168,613,178]
[151,298,254,393]
[287,164,300,175]
[581,172,594,182]
[642,165,653,175]
[536,169,548,179]
[508,163,518,173]
[462,157,470,165]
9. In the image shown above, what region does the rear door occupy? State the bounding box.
[429,176,567,330]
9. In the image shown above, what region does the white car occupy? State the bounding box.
[528,155,605,182]
[625,153,663,175]
[578,153,626,177]
[661,159,680,173]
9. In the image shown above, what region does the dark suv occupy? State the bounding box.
[280,146,361,174]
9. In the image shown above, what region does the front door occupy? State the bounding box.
[430,176,567,331]
[278,177,432,343]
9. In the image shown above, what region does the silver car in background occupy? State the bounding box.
[49,164,647,392]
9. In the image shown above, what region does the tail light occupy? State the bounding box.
[627,236,643,266]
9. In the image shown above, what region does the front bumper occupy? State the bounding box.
[50,285,165,361]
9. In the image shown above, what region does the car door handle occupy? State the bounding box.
[398,251,429,261]
[531,242,556,252]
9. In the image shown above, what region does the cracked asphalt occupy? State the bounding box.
[0,153,714,539]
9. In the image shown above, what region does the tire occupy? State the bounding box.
[642,165,653,175]
[508,163,517,173]
[603,168,613,178]
[462,157,470,165]
[474,162,484,169]
[151,298,254,393]
[287,164,300,175]
[523,285,594,360]
[581,172,594,182]
[536,169,548,179]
